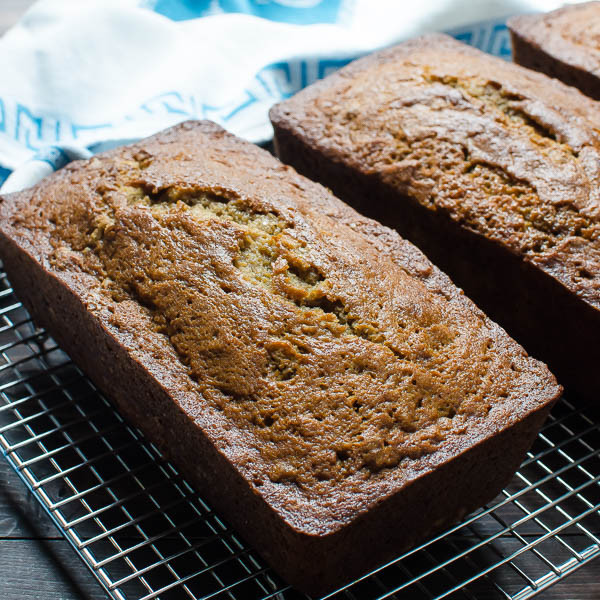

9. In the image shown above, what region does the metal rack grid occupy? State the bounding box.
[0,263,598,600]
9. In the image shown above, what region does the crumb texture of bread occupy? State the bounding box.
[270,34,600,401]
[0,121,560,593]
[509,2,600,100]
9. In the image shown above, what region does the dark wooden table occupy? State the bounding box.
[0,2,599,599]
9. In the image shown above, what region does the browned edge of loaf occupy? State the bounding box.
[508,4,600,101]
[269,34,600,404]
[0,121,560,595]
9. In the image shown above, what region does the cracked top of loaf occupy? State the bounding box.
[509,2,600,77]
[1,121,559,533]
[270,33,600,309]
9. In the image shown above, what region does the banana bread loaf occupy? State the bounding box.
[0,121,560,594]
[509,2,600,100]
[270,33,600,403]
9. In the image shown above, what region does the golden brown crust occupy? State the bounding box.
[0,121,560,592]
[509,2,600,100]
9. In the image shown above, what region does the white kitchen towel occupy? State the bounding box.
[0,0,584,192]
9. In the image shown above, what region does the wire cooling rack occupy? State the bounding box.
[0,264,598,600]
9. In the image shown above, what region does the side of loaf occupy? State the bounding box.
[509,2,600,101]
[270,34,600,403]
[0,121,560,595]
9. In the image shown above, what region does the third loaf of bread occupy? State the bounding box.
[270,33,600,402]
[509,2,600,101]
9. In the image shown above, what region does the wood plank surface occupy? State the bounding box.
[0,457,109,599]
[0,539,109,600]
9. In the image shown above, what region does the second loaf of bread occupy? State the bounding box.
[270,33,600,403]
